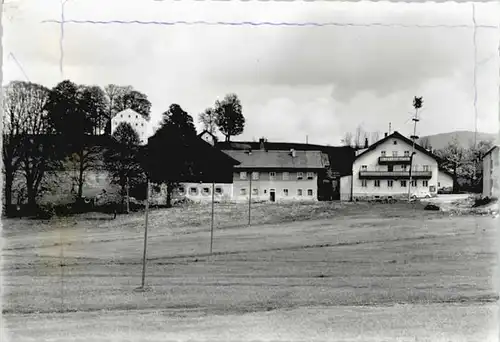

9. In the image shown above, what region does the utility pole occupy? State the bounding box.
[408,97,423,202]
[140,179,150,289]
[126,176,130,214]
[209,182,215,254]
[248,173,252,225]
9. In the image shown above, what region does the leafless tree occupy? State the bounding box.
[341,132,353,147]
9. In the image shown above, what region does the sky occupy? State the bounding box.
[3,0,500,145]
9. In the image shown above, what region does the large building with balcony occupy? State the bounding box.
[340,131,451,201]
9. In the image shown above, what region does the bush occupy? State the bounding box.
[472,196,493,208]
[424,204,440,211]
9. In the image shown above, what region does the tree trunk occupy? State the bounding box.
[126,176,130,214]
[26,179,37,212]
[4,171,14,215]
[166,182,173,208]
[225,134,230,142]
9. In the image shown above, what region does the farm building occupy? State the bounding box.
[482,145,499,198]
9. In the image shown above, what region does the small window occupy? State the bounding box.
[392,151,398,156]
[393,140,397,145]
[283,189,289,196]
[381,151,386,156]
[423,180,429,187]
[423,165,429,171]
[264,189,267,194]
[135,115,138,119]
[387,180,393,187]
[189,187,198,195]
[203,187,210,195]
[400,180,407,187]
[269,172,276,180]
[252,172,259,180]
[240,188,247,196]
[135,123,138,126]
[438,182,441,187]
[307,172,314,179]
[404,151,410,156]
[120,114,123,118]
[215,187,223,194]
[374,180,380,187]
[401,165,407,171]
[411,180,417,187]
[297,189,303,196]
[307,189,313,196]
[283,172,289,180]
[297,172,303,180]
[252,188,258,195]
[141,123,144,127]
[128,115,130,118]
[178,186,186,195]
[240,172,247,180]
[361,180,367,187]
[361,165,367,171]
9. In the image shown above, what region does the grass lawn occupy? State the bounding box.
[2,201,499,341]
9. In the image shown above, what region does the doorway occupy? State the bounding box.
[269,189,276,202]
[388,165,394,172]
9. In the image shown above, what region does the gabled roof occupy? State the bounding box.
[197,130,216,138]
[222,150,327,169]
[354,131,444,163]
[482,145,499,159]
[438,167,454,178]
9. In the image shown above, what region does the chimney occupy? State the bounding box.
[364,137,369,148]
[384,132,388,138]
[290,148,296,158]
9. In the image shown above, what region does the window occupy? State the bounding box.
[283,189,289,196]
[203,187,210,195]
[178,186,186,195]
[264,189,267,194]
[307,189,313,196]
[361,165,367,171]
[392,151,398,156]
[269,172,276,180]
[141,123,144,127]
[283,172,289,180]
[374,180,380,187]
[215,187,223,194]
[252,172,259,180]
[387,180,393,187]
[189,187,198,195]
[240,188,247,196]
[135,115,138,119]
[361,180,367,187]
[423,165,429,171]
[404,151,410,156]
[297,172,303,180]
[381,151,386,156]
[240,172,247,180]
[135,123,138,126]
[411,180,417,187]
[307,172,314,179]
[120,114,123,118]
[297,189,303,196]
[252,188,258,195]
[401,165,407,171]
[128,115,131,118]
[438,182,441,187]
[393,140,397,145]
[400,180,407,187]
[423,180,429,187]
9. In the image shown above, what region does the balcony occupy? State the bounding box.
[378,156,411,164]
[359,169,432,179]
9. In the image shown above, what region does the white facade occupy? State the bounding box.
[344,133,440,200]
[111,108,149,145]
[437,170,454,190]
[199,131,217,146]
[482,146,499,198]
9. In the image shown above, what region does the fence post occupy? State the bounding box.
[140,179,150,288]
[210,182,215,254]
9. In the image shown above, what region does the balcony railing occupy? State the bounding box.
[378,156,411,164]
[359,170,432,179]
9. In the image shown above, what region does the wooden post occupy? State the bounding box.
[248,174,252,225]
[210,182,215,254]
[126,176,130,214]
[140,179,150,288]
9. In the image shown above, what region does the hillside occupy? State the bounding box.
[419,131,496,150]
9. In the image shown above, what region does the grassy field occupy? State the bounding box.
[2,201,499,341]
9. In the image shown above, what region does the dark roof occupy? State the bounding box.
[215,140,355,176]
[222,150,327,169]
[482,145,499,159]
[355,131,445,163]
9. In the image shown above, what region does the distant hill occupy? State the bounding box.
[419,131,497,151]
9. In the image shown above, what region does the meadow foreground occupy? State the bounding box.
[2,202,498,341]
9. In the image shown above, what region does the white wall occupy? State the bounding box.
[483,147,499,198]
[111,109,149,145]
[352,137,439,199]
[340,175,352,201]
[438,171,453,190]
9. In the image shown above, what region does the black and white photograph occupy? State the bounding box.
[1,0,499,341]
